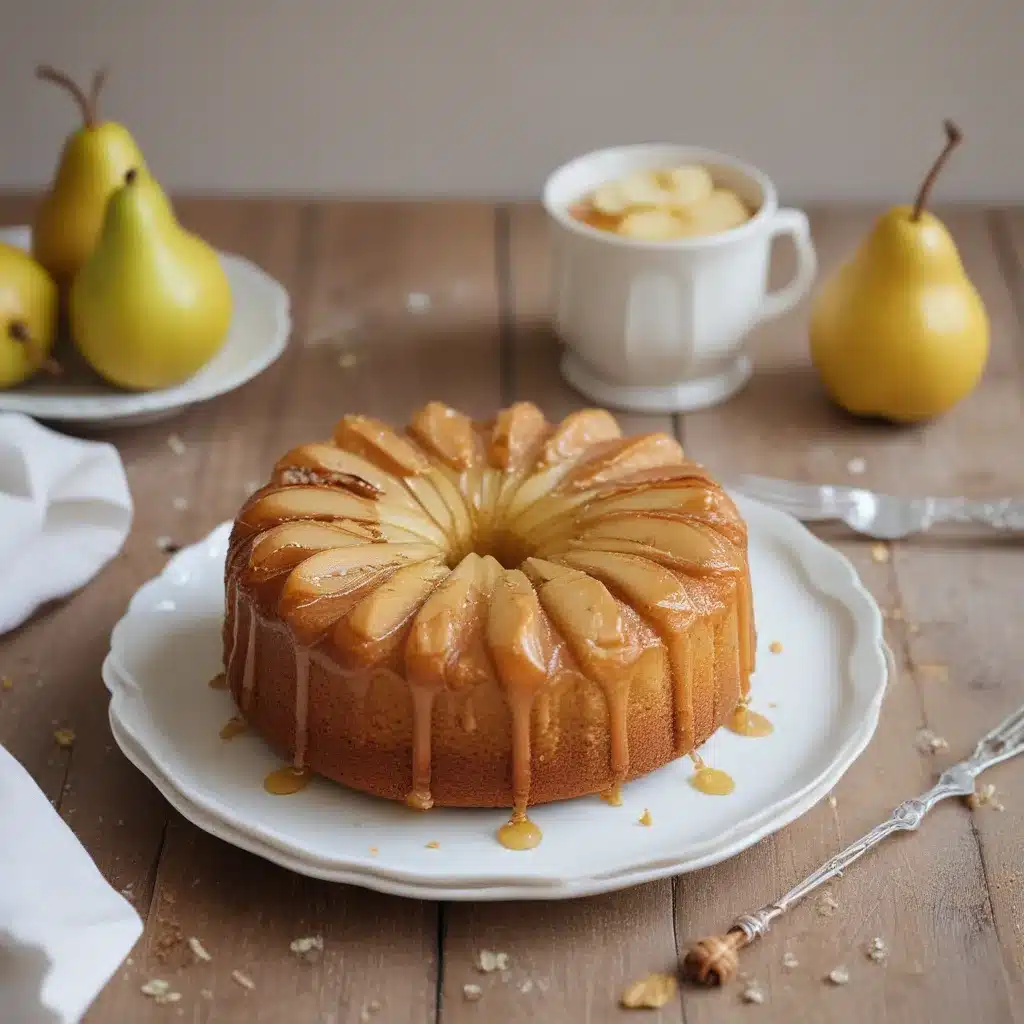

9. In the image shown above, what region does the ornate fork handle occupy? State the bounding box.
[732,765,976,942]
[684,701,1024,985]
[930,497,1024,530]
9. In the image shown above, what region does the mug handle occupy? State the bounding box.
[758,208,817,322]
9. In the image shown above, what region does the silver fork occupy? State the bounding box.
[683,700,1024,986]
[731,474,1024,540]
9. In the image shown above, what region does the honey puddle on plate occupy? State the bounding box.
[725,705,774,738]
[688,751,735,796]
[219,716,248,740]
[497,815,543,851]
[264,766,312,795]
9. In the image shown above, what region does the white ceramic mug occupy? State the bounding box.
[543,144,817,413]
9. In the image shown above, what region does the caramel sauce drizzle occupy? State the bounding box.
[228,402,757,842]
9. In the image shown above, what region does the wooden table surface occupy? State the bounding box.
[1,196,1022,1024]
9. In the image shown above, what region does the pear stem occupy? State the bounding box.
[36,64,108,129]
[910,120,963,222]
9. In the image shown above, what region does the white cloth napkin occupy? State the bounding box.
[0,744,143,1023]
[0,413,133,636]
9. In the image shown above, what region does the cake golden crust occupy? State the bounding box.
[223,402,755,815]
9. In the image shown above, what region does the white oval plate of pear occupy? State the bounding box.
[0,67,291,427]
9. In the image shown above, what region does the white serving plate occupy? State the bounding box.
[103,495,888,901]
[0,226,291,427]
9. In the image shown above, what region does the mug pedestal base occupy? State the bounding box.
[560,351,753,414]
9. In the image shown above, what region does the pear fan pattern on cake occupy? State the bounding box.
[224,402,755,816]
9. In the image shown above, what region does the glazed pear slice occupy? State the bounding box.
[239,485,448,547]
[409,401,480,471]
[489,401,548,471]
[247,521,379,581]
[333,414,431,477]
[273,444,420,510]
[446,554,503,691]
[555,548,703,753]
[562,433,684,491]
[333,558,450,666]
[406,552,489,688]
[279,542,438,643]
[239,486,379,530]
[521,557,635,671]
[557,514,743,575]
[487,569,557,687]
[537,408,621,468]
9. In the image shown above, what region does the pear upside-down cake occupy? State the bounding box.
[223,401,755,823]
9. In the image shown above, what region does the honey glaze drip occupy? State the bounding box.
[600,783,623,807]
[264,765,312,795]
[406,686,439,810]
[293,648,311,769]
[241,607,258,712]
[497,812,542,851]
[726,704,773,738]
[219,716,248,740]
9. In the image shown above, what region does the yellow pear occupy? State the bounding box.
[810,121,988,423]
[0,243,58,388]
[32,65,146,288]
[70,169,233,390]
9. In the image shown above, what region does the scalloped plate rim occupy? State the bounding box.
[103,495,888,899]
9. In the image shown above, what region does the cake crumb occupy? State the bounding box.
[156,536,181,554]
[140,979,169,997]
[518,978,534,993]
[816,889,839,917]
[827,794,838,809]
[768,640,783,654]
[187,936,212,962]
[369,846,379,856]
[1,676,12,691]
[200,989,213,1000]
[231,969,255,991]
[620,972,677,1009]
[782,950,799,969]
[425,840,440,849]
[768,701,778,708]
[338,351,359,370]
[915,728,949,754]
[866,937,888,963]
[846,457,866,475]
[476,950,510,973]
[871,543,890,563]
[741,979,766,1004]
[290,935,324,961]
[462,983,483,1002]
[406,292,431,313]
[166,434,186,456]
[53,728,75,749]
[827,966,850,985]
[967,783,1005,812]
[638,808,653,827]
[172,496,189,511]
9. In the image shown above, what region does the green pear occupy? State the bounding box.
[32,65,146,289]
[70,169,233,390]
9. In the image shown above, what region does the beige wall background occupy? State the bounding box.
[4,0,1024,201]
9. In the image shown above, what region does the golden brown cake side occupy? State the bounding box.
[222,402,755,814]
